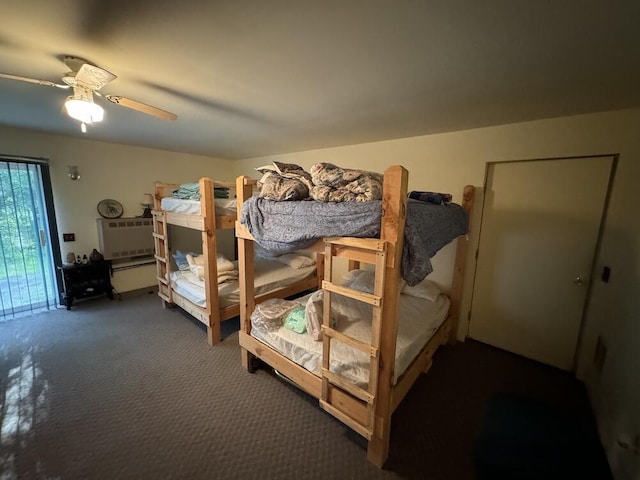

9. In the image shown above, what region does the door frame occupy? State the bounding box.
[468,153,618,372]
[0,154,64,305]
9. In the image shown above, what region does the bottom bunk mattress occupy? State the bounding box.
[169,258,316,308]
[251,290,450,387]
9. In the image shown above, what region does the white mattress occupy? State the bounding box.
[160,197,237,216]
[251,293,450,386]
[169,258,316,309]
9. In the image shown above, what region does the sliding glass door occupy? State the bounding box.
[0,158,61,319]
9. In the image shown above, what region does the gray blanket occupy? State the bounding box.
[241,196,468,285]
[402,200,468,285]
[242,197,382,252]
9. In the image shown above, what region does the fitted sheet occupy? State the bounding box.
[169,258,316,309]
[251,292,450,386]
[161,197,237,216]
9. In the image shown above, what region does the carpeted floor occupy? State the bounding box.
[0,292,604,479]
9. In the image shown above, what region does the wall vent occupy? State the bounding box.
[97,218,154,260]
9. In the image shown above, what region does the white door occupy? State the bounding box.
[468,156,613,371]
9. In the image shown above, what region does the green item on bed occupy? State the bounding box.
[283,305,307,334]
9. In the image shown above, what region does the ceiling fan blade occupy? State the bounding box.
[0,72,69,89]
[104,94,177,121]
[75,63,117,91]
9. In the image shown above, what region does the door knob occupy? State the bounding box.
[574,277,584,286]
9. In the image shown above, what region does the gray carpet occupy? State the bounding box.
[0,292,599,479]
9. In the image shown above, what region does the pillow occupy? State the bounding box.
[216,253,235,272]
[172,250,193,271]
[187,253,205,266]
[349,270,375,294]
[340,269,362,287]
[401,278,441,302]
[186,253,205,279]
[275,254,315,269]
[345,269,406,294]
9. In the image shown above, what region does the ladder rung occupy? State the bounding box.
[154,255,167,263]
[322,369,374,404]
[156,276,168,285]
[322,281,381,306]
[158,292,171,302]
[319,399,372,440]
[152,233,166,240]
[321,326,378,357]
[325,237,385,252]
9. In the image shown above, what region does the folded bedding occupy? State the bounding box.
[172,182,200,200]
[171,183,231,201]
[186,253,239,284]
[217,270,239,284]
[408,191,453,205]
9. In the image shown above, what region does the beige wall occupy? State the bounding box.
[233,108,640,473]
[0,125,232,293]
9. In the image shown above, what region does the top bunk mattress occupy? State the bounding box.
[251,291,450,387]
[161,197,237,216]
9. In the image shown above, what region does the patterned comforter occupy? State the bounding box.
[257,162,383,203]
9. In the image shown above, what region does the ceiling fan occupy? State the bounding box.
[0,56,177,133]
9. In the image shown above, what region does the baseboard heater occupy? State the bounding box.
[97,217,154,264]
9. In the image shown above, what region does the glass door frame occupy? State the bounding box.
[0,155,64,307]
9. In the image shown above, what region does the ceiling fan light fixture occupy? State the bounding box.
[64,97,104,124]
[64,86,104,128]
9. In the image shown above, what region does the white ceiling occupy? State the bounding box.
[1,1,639,159]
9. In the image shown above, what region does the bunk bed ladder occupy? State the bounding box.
[319,238,387,440]
[152,210,172,304]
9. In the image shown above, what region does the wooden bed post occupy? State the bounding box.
[200,177,222,345]
[367,165,408,467]
[236,176,257,370]
[447,185,475,345]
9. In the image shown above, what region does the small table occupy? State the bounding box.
[58,261,114,310]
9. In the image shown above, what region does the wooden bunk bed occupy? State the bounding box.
[235,165,474,466]
[153,177,322,345]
